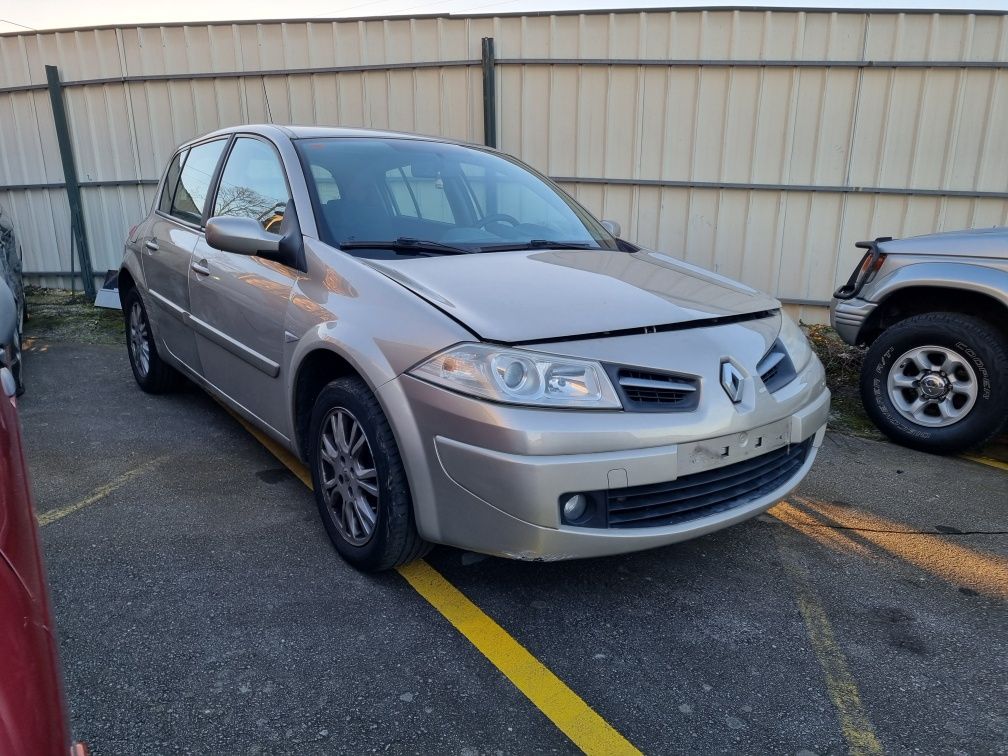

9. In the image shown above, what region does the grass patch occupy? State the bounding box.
[802,323,883,440]
[24,287,124,346]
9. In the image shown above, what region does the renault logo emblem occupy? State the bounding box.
[720,361,745,404]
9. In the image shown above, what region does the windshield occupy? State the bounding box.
[295,137,618,255]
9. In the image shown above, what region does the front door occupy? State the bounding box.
[143,138,228,372]
[188,136,298,437]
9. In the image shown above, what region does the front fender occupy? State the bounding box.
[868,261,1008,308]
[281,239,474,460]
[283,318,467,490]
[288,320,399,398]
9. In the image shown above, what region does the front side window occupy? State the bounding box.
[296,138,616,253]
[171,138,227,225]
[158,149,186,214]
[212,137,291,234]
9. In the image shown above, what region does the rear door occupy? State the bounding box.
[143,138,228,373]
[188,135,298,436]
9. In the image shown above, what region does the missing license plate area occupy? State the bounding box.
[678,419,792,477]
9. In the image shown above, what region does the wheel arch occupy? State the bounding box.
[117,266,137,304]
[861,283,1008,346]
[117,252,149,317]
[290,346,370,462]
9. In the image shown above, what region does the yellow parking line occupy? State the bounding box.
[791,584,883,756]
[37,455,170,526]
[772,523,883,756]
[219,403,640,755]
[399,560,640,755]
[223,406,313,488]
[960,454,1008,472]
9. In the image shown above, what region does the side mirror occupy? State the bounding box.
[601,219,621,238]
[205,216,281,256]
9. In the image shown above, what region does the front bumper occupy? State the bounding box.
[378,355,830,561]
[830,297,877,345]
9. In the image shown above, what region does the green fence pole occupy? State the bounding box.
[481,37,497,149]
[45,64,96,299]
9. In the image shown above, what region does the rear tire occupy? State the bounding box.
[11,301,24,396]
[860,312,1008,454]
[122,288,181,394]
[308,377,430,571]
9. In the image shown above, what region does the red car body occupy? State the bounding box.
[0,366,77,755]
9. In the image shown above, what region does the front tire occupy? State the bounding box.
[308,377,430,571]
[860,312,1008,454]
[122,288,180,393]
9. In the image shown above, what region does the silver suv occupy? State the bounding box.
[832,228,1008,454]
[121,125,829,571]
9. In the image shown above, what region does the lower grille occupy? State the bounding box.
[604,439,812,529]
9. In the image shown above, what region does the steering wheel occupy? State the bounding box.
[476,213,520,228]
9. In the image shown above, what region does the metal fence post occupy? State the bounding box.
[481,37,497,149]
[45,64,96,299]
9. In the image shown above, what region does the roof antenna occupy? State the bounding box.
[261,76,273,124]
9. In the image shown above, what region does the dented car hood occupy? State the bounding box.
[363,248,779,344]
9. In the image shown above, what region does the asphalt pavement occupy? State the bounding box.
[18,342,1008,755]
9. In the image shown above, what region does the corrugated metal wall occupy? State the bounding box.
[1,9,1007,321]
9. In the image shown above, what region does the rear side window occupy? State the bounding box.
[171,138,227,225]
[212,137,291,234]
[157,149,186,213]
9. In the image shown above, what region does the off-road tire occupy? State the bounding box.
[308,377,430,571]
[860,312,1008,454]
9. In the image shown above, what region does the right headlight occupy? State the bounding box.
[409,343,622,409]
[778,313,812,371]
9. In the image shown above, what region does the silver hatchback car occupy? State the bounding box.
[121,125,830,571]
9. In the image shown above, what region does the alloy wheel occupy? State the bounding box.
[318,407,379,546]
[886,344,978,428]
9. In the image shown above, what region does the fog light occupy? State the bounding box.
[562,494,587,521]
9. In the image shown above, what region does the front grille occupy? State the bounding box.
[758,340,797,393]
[603,439,812,529]
[605,366,701,412]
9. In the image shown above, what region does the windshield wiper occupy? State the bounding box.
[476,240,597,253]
[338,237,472,255]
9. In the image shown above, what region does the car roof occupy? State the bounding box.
[179,124,473,149]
